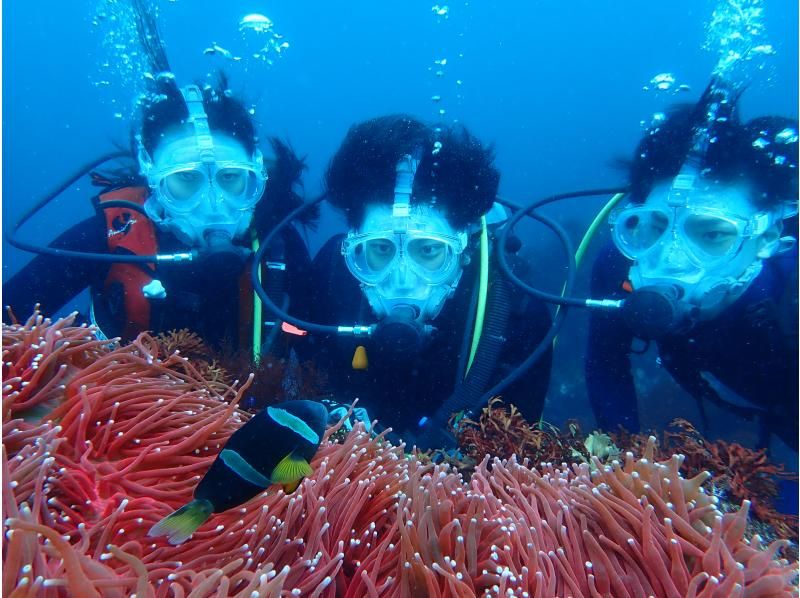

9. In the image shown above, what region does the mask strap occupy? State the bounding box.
[179,85,215,164]
[667,172,697,208]
[136,133,153,176]
[392,154,418,234]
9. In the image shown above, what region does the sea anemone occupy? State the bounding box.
[3,311,797,596]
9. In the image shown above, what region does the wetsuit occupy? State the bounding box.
[585,241,799,451]
[300,234,553,439]
[3,183,313,352]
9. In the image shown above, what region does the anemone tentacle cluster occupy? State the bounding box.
[2,312,797,597]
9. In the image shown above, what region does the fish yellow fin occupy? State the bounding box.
[270,452,312,488]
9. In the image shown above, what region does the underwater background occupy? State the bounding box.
[3,0,798,489]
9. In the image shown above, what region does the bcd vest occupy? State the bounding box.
[93,187,257,348]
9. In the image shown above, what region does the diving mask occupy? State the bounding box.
[137,85,267,248]
[343,226,467,286]
[614,176,787,336]
[610,175,776,270]
[144,151,266,214]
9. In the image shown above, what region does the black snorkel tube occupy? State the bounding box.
[6,151,196,264]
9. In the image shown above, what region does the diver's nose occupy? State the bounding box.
[660,238,693,273]
[391,260,416,290]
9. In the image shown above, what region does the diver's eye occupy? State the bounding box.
[685,215,739,256]
[419,243,444,258]
[364,239,397,271]
[177,171,203,183]
[216,168,248,195]
[371,241,394,255]
[702,230,732,242]
[164,170,205,201]
[408,239,448,271]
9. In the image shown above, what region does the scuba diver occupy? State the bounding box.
[4,2,314,358]
[584,80,799,451]
[296,114,553,448]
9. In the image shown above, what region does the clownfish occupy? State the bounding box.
[148,399,328,545]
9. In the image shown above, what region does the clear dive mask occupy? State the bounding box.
[136,85,267,251]
[145,158,266,214]
[342,228,467,286]
[610,174,775,269]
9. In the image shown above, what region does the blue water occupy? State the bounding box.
[3,1,798,475]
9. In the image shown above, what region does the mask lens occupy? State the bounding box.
[683,214,740,257]
[365,238,397,271]
[407,238,449,272]
[344,235,399,284]
[215,167,249,197]
[215,166,265,210]
[164,168,206,203]
[615,209,669,255]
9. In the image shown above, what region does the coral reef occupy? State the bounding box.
[453,397,797,544]
[3,312,798,596]
[453,397,588,470]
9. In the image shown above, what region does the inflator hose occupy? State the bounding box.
[427,209,577,430]
[5,151,183,264]
[434,273,512,428]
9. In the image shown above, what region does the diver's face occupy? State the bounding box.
[343,202,469,321]
[143,125,267,249]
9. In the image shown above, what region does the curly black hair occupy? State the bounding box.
[325,114,499,229]
[629,81,798,210]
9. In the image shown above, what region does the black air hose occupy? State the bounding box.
[431,273,512,426]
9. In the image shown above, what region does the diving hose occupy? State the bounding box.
[423,189,629,434]
[497,188,628,309]
[575,192,627,269]
[252,236,263,362]
[553,191,628,327]
[6,151,195,264]
[251,194,359,336]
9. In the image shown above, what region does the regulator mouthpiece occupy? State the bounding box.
[621,285,698,340]
[371,305,431,354]
[198,230,251,267]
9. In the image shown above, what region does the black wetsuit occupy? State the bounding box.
[585,241,799,451]
[299,234,553,439]
[3,186,313,351]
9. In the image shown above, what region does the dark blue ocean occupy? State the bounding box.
[3,1,798,497]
